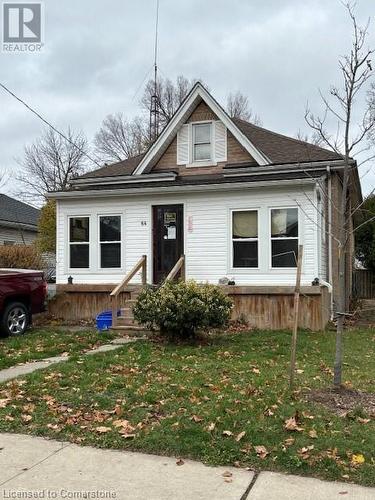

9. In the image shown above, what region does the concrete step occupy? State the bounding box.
[119,307,134,318]
[111,325,145,332]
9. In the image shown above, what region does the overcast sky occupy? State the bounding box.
[0,0,374,202]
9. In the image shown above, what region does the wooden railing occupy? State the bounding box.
[164,255,185,283]
[110,255,147,327]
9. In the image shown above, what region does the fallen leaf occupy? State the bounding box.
[309,429,318,439]
[357,417,370,424]
[235,431,246,442]
[113,419,136,434]
[190,415,203,423]
[95,426,112,434]
[284,416,303,432]
[47,424,59,430]
[21,414,32,423]
[283,437,295,447]
[176,458,184,466]
[222,471,233,478]
[351,454,365,465]
[302,411,314,420]
[222,430,233,437]
[121,434,136,439]
[0,399,10,408]
[207,422,215,432]
[114,404,123,416]
[255,445,269,459]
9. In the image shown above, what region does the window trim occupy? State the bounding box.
[187,120,215,167]
[269,207,299,270]
[98,214,122,270]
[230,208,260,270]
[68,215,90,270]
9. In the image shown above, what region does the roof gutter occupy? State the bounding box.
[223,159,349,178]
[71,171,177,186]
[48,177,317,200]
[0,220,38,231]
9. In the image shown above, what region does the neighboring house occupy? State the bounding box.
[49,83,361,330]
[0,194,40,245]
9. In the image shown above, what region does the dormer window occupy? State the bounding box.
[193,123,212,162]
[177,120,227,166]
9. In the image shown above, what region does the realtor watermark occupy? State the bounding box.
[2,2,44,52]
[1,490,117,499]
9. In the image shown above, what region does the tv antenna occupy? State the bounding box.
[150,0,160,143]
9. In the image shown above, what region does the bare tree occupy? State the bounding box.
[227,91,262,125]
[295,130,325,147]
[141,74,201,131]
[94,114,149,163]
[17,127,89,202]
[305,2,375,387]
[0,168,9,192]
[95,75,203,162]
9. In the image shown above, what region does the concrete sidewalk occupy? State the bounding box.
[0,434,374,500]
[0,337,136,384]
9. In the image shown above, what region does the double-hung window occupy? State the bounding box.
[99,215,121,268]
[192,123,212,162]
[271,208,298,268]
[232,210,258,268]
[69,217,90,268]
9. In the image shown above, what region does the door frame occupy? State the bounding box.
[152,203,185,284]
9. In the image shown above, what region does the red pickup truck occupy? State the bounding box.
[0,269,47,337]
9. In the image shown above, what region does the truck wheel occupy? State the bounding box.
[0,302,29,337]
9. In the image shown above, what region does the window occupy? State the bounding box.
[271,208,298,267]
[232,210,258,268]
[193,123,211,161]
[69,217,89,268]
[99,215,121,268]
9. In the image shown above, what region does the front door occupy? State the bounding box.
[153,204,184,284]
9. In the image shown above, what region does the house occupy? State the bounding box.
[0,194,40,245]
[49,83,361,330]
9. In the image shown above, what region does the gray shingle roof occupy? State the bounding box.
[232,118,342,164]
[78,153,145,179]
[0,194,40,227]
[77,119,342,181]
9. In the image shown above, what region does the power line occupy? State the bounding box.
[0,82,103,169]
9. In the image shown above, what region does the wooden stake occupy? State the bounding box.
[290,245,303,389]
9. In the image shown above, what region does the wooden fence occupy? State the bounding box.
[353,270,375,299]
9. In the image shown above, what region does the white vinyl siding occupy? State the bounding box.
[56,184,321,286]
[0,226,37,245]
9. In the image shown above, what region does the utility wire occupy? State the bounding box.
[0,82,103,169]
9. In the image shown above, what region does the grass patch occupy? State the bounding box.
[0,327,116,369]
[0,328,374,486]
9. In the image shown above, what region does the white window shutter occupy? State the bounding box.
[177,124,190,165]
[214,121,227,162]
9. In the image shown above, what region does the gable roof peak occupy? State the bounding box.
[132,84,269,174]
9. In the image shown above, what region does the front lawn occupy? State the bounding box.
[0,328,116,369]
[0,328,374,486]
